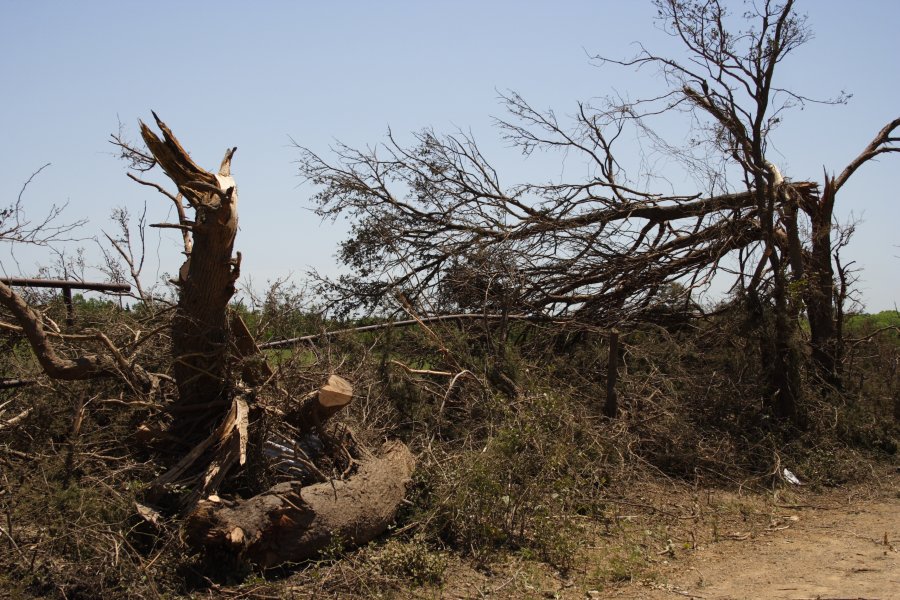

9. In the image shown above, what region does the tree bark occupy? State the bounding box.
[185,440,415,568]
[139,114,240,438]
[770,271,801,422]
[805,183,839,388]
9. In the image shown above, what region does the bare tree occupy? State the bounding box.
[299,0,898,422]
[1,164,85,262]
[0,165,144,385]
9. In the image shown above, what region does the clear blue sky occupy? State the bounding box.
[1,1,897,311]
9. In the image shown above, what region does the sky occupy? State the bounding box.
[1,1,897,311]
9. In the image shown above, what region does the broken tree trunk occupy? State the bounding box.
[138,114,240,440]
[288,374,353,434]
[128,117,415,564]
[264,375,355,479]
[186,440,415,567]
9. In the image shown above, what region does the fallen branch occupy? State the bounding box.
[389,360,454,377]
[0,277,130,293]
[0,379,37,390]
[0,408,33,431]
[259,313,553,349]
[0,279,154,390]
[845,325,899,347]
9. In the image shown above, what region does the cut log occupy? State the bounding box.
[290,374,353,433]
[318,374,353,408]
[185,440,415,567]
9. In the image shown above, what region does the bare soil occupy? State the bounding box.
[412,469,899,600]
[636,496,899,600]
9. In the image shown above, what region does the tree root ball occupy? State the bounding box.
[185,440,415,568]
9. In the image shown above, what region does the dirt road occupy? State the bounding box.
[633,497,899,600]
[360,476,899,600]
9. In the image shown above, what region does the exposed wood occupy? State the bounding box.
[389,360,454,377]
[188,396,250,507]
[0,408,33,431]
[318,374,353,407]
[151,396,250,508]
[134,502,163,528]
[139,114,240,438]
[0,378,37,390]
[289,375,353,434]
[185,440,415,568]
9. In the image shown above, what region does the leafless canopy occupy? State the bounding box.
[299,0,897,343]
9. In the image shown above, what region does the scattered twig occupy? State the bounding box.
[388,360,453,377]
[439,369,479,414]
[0,408,33,431]
[0,378,37,390]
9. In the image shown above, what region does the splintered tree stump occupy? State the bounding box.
[185,440,415,567]
[139,114,240,438]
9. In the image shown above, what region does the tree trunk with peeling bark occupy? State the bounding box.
[138,114,240,438]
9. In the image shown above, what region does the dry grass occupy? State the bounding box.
[1,298,897,598]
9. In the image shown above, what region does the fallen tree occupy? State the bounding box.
[1,115,416,567]
[187,440,415,568]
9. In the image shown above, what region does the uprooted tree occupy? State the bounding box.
[298,0,898,423]
[0,114,415,567]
